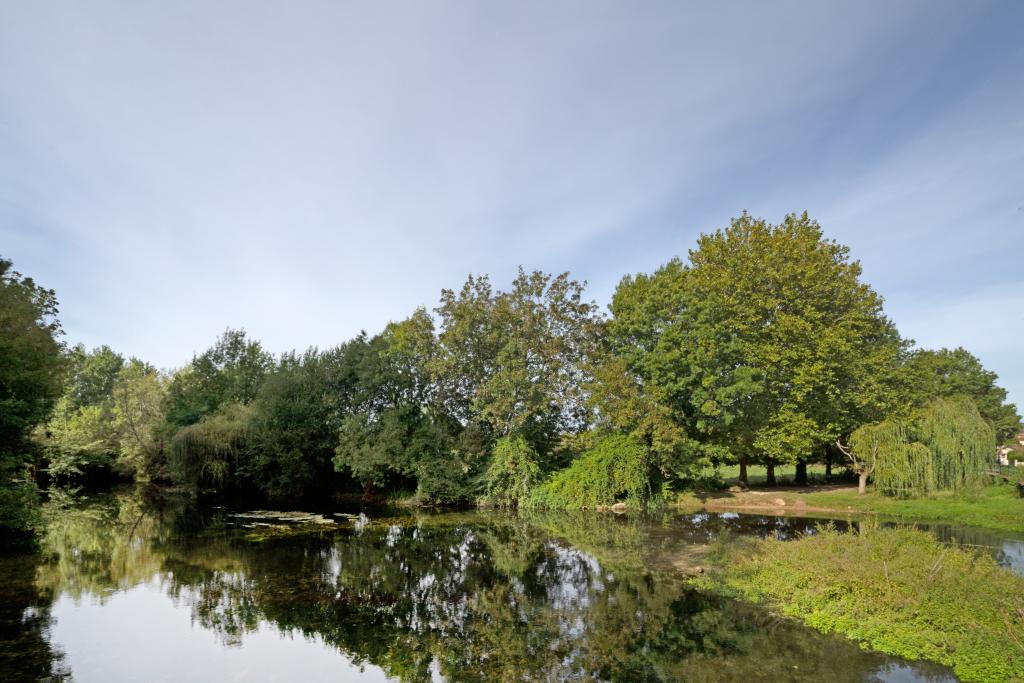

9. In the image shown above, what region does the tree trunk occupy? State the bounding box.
[825,459,832,480]
[738,457,748,485]
[858,471,868,495]
[765,460,776,486]
[795,459,808,486]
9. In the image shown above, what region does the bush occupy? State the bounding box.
[528,434,654,510]
[481,436,541,507]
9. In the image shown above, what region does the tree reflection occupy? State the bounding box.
[20,491,953,682]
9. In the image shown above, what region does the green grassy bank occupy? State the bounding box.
[693,525,1024,682]
[678,464,1024,534]
[800,483,1024,533]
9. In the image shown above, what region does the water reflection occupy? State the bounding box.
[1,491,962,682]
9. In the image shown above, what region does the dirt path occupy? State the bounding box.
[682,484,873,517]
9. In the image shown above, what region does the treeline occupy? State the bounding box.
[2,213,1020,543]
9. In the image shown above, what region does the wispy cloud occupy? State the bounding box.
[1,1,1020,403]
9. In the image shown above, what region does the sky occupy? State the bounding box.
[1,1,1022,407]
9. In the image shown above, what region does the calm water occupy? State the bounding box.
[0,490,980,682]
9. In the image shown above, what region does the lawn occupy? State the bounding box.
[679,466,1024,534]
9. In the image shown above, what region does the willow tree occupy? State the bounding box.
[916,397,994,492]
[840,397,994,497]
[169,402,253,490]
[841,420,934,497]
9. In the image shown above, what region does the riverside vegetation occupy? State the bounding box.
[694,525,1024,682]
[3,213,1023,679]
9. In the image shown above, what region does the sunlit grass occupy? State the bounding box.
[697,525,1024,682]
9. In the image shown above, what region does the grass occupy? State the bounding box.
[800,483,1024,533]
[694,525,1024,682]
[698,463,831,487]
[682,463,1024,534]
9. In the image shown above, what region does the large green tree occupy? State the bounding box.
[432,269,603,501]
[163,328,274,429]
[0,257,65,545]
[112,359,169,480]
[161,329,274,490]
[334,311,467,502]
[609,213,906,484]
[36,345,126,481]
[242,346,359,501]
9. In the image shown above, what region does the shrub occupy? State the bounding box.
[528,434,654,510]
[481,436,541,507]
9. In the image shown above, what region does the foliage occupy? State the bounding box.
[916,396,995,493]
[699,525,1024,682]
[0,257,65,545]
[163,329,273,429]
[481,436,541,507]
[848,397,996,498]
[36,348,167,482]
[243,347,356,501]
[432,268,602,462]
[608,213,905,480]
[36,398,120,479]
[10,214,1020,521]
[111,360,169,480]
[529,434,655,510]
[169,402,254,490]
[904,347,1021,441]
[63,344,124,412]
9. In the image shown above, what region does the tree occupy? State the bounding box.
[244,346,358,501]
[432,269,603,477]
[64,344,124,411]
[839,396,995,497]
[482,436,541,508]
[161,329,274,490]
[112,359,169,480]
[163,329,274,429]
[36,346,127,481]
[903,347,1020,441]
[333,313,467,502]
[528,434,655,510]
[609,213,905,485]
[0,257,65,545]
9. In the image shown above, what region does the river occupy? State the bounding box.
[5,488,1013,682]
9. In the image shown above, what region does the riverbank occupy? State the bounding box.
[690,525,1024,682]
[674,481,1024,533]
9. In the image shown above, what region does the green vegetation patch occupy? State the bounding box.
[528,434,654,510]
[696,525,1024,682]
[801,483,1024,533]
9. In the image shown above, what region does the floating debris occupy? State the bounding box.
[228,510,337,526]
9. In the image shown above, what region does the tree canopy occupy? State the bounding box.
[5,213,1020,514]
[607,213,907,484]
[0,257,65,545]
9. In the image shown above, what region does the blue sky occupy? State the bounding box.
[2,1,1022,407]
